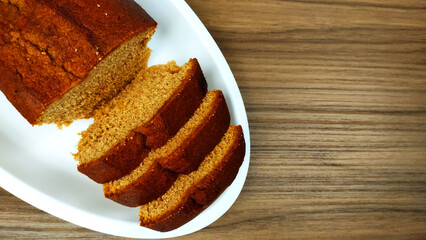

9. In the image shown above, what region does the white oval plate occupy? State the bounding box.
[0,0,250,239]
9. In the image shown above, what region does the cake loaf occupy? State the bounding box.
[75,59,207,183]
[139,125,245,232]
[103,90,230,207]
[0,0,156,125]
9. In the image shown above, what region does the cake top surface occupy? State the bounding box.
[0,0,157,115]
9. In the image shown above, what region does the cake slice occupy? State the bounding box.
[0,0,156,125]
[75,59,207,183]
[103,90,231,207]
[139,125,245,232]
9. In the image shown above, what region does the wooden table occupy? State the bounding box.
[1,0,425,239]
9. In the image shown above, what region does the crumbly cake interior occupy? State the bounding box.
[75,60,192,165]
[39,30,154,125]
[103,90,219,193]
[139,125,240,222]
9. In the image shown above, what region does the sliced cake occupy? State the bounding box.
[0,0,156,125]
[103,90,231,207]
[74,59,207,183]
[139,125,245,232]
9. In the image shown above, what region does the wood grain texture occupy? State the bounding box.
[1,0,426,239]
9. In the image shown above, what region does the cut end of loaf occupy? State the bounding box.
[139,125,245,231]
[38,28,155,126]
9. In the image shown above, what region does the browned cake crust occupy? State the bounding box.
[77,131,150,184]
[104,161,177,208]
[103,90,230,207]
[158,90,230,174]
[0,0,156,124]
[137,59,208,149]
[78,59,208,183]
[140,126,246,231]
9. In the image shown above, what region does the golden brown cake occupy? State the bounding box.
[75,59,208,183]
[139,125,246,232]
[0,0,156,125]
[103,90,230,207]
